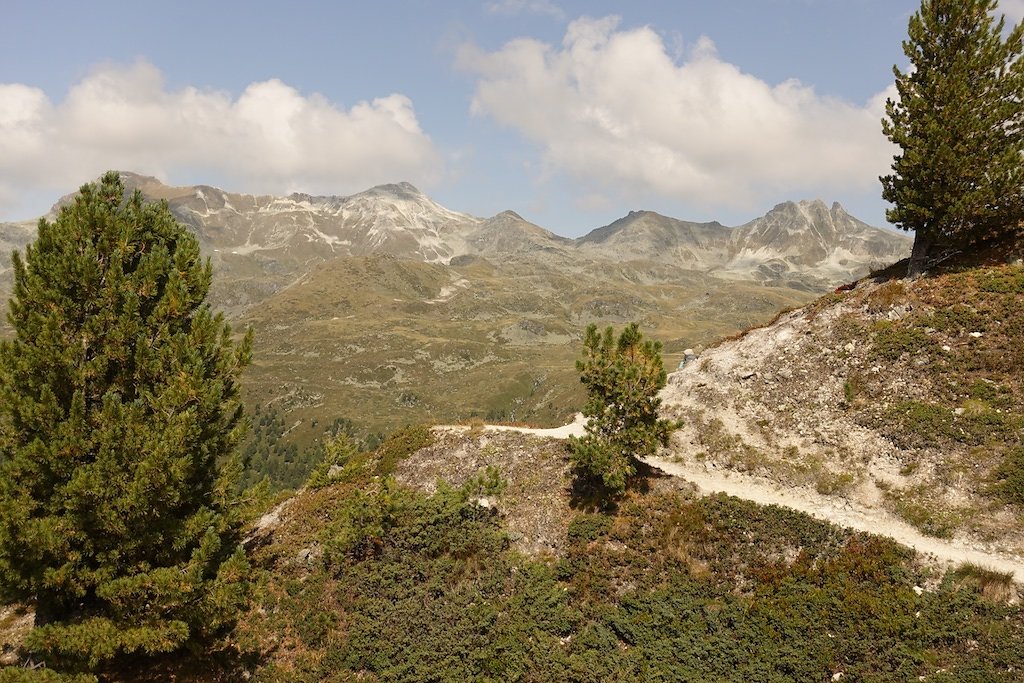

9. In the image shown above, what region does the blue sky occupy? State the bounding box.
[2,0,1020,235]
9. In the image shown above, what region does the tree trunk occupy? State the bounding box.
[907,230,934,277]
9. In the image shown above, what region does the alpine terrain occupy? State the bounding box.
[0,173,912,488]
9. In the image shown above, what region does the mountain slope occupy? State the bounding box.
[575,211,734,268]
[0,219,36,305]
[113,173,483,314]
[123,173,481,262]
[465,210,574,258]
[103,174,911,309]
[240,251,810,447]
[0,174,913,480]
[660,262,1024,562]
[722,199,912,285]
[577,200,912,290]
[9,174,910,319]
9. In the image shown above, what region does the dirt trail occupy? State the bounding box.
[483,413,587,440]
[479,417,1024,581]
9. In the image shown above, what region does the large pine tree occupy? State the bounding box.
[0,172,253,673]
[881,0,1024,275]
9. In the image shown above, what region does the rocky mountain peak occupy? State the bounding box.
[764,199,831,223]
[118,171,164,188]
[7,173,914,321]
[723,198,912,282]
[360,181,425,201]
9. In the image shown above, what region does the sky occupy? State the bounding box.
[2,0,1022,236]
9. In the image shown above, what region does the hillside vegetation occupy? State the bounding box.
[664,261,1024,553]
[186,424,1022,681]
[5,263,1024,681]
[213,261,1024,683]
[236,253,810,489]
[1,175,910,492]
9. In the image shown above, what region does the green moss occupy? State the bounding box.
[871,321,933,361]
[975,267,1024,294]
[991,446,1024,505]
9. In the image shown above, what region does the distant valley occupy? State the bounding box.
[0,173,911,467]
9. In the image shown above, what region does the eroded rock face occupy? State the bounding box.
[577,200,911,289]
[722,200,911,285]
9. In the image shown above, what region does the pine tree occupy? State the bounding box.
[881,0,1024,275]
[0,172,253,673]
[568,323,678,497]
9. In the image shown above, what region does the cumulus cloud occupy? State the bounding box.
[0,61,442,218]
[459,17,894,211]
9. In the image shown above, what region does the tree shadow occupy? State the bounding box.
[567,459,661,513]
[101,642,265,682]
[567,474,618,513]
[867,234,1023,284]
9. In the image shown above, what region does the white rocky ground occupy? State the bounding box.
[477,410,1024,582]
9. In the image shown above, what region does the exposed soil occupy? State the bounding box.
[396,428,577,556]
[0,604,33,666]
[472,331,1024,582]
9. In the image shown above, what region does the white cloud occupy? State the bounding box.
[459,17,894,211]
[0,61,442,218]
[486,0,565,21]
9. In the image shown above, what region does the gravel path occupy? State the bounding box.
[480,417,1024,581]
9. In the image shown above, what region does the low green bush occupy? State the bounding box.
[992,446,1024,505]
[375,424,434,476]
[871,321,933,361]
[975,267,1024,294]
[240,477,1024,682]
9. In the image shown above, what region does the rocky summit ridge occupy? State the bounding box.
[578,199,909,287]
[0,172,911,316]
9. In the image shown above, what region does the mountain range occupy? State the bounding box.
[0,172,909,314]
[0,173,912,447]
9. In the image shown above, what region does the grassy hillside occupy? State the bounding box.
[0,244,822,493]
[65,426,1020,681]
[664,261,1024,552]
[5,263,1024,682]
[237,254,811,489]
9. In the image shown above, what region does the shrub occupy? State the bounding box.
[375,424,434,476]
[992,446,1024,505]
[871,321,932,361]
[568,323,679,496]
